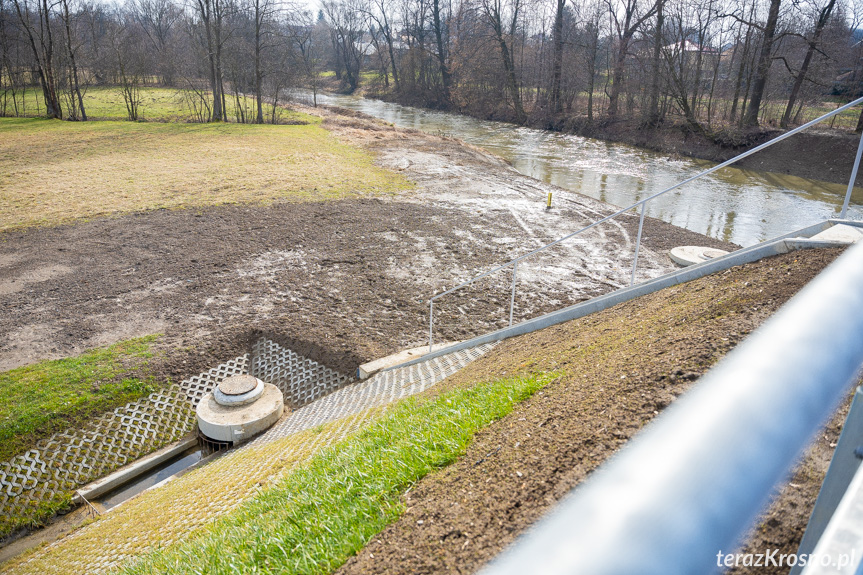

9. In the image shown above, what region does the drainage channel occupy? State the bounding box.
[93,437,230,511]
[93,371,288,512]
[3,341,500,574]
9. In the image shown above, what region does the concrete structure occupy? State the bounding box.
[213,375,265,407]
[669,246,729,267]
[73,434,198,505]
[808,223,863,244]
[196,376,285,443]
[357,342,459,379]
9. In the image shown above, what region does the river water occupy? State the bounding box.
[306,92,862,247]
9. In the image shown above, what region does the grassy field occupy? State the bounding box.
[1,86,309,124]
[0,336,160,463]
[120,372,557,575]
[0,114,411,230]
[759,99,860,130]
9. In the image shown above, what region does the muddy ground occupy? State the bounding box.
[335,247,848,575]
[0,110,733,392]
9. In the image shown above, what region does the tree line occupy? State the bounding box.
[0,0,328,121]
[338,0,863,132]
[1,0,862,131]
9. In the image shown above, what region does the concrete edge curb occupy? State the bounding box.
[72,434,198,504]
[356,341,461,380]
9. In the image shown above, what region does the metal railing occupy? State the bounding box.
[479,240,863,575]
[428,96,863,351]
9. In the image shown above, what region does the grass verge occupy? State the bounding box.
[120,371,558,575]
[0,116,412,230]
[0,335,161,462]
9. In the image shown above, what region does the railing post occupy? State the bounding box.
[841,129,863,219]
[429,300,434,352]
[509,261,518,327]
[631,201,647,287]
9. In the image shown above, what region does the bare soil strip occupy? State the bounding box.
[336,248,847,575]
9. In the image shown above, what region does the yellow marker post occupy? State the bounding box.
[546,192,552,210]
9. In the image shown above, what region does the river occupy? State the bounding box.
[304,92,863,247]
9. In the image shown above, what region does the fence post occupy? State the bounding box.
[509,261,518,327]
[790,387,863,575]
[631,201,647,286]
[841,129,863,219]
[428,300,434,352]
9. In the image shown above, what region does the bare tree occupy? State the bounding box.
[361,0,400,90]
[480,0,525,122]
[191,0,226,120]
[0,0,27,116]
[430,0,451,103]
[643,0,665,125]
[12,0,62,117]
[250,0,278,122]
[289,8,326,105]
[581,1,604,122]
[549,0,565,113]
[108,8,146,120]
[133,0,181,85]
[780,0,836,127]
[742,0,781,126]
[60,0,86,120]
[323,0,364,91]
[604,0,659,118]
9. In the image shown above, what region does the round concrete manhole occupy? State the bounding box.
[670,246,730,267]
[197,383,285,443]
[219,374,259,396]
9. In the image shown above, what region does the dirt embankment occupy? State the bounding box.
[336,247,849,575]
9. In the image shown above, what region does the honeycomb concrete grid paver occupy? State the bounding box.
[0,385,197,526]
[0,340,349,531]
[1,342,496,575]
[252,343,496,445]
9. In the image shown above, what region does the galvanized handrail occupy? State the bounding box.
[428,96,863,351]
[479,240,863,575]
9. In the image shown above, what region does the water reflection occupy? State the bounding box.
[97,448,203,510]
[307,92,862,247]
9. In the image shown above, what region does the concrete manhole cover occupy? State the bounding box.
[670,246,730,267]
[219,374,259,396]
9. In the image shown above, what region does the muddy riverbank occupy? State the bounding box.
[559,118,863,187]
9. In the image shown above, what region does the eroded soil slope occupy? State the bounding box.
[337,247,848,575]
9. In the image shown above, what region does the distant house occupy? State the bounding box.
[832,67,863,97]
[662,39,720,56]
[661,38,720,81]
